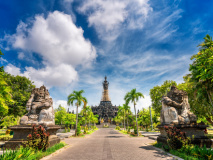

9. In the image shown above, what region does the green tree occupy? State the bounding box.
[67,90,87,136]
[149,80,177,114]
[188,34,213,123]
[0,49,4,72]
[0,50,13,120]
[81,106,92,126]
[114,115,122,126]
[123,104,131,128]
[64,113,76,128]
[0,72,13,120]
[1,116,20,128]
[4,74,35,117]
[55,105,67,125]
[117,104,130,129]
[138,107,159,130]
[118,106,125,128]
[87,110,94,128]
[91,114,99,126]
[124,88,144,136]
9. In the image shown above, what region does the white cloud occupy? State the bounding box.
[53,100,68,109]
[148,9,183,41]
[112,51,191,83]
[5,11,96,88]
[53,99,84,114]
[11,11,96,67]
[5,63,78,88]
[26,64,78,88]
[78,0,152,41]
[136,94,151,109]
[18,52,25,60]
[0,57,8,64]
[4,64,21,76]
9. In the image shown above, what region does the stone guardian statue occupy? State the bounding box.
[20,85,55,126]
[160,86,197,125]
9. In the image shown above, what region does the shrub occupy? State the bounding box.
[91,126,98,130]
[64,127,67,133]
[5,129,11,135]
[127,127,130,133]
[130,132,142,136]
[0,135,13,141]
[0,130,6,135]
[68,127,70,132]
[115,126,120,130]
[26,125,49,151]
[84,125,88,134]
[76,124,81,136]
[164,126,190,150]
[146,127,150,132]
[103,124,109,128]
[0,142,65,160]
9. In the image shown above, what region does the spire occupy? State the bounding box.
[101,76,110,101]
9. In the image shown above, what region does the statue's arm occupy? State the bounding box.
[162,97,182,108]
[171,101,182,108]
[27,93,34,105]
[26,93,34,108]
[25,93,34,115]
[38,100,51,110]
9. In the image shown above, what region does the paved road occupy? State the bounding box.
[50,128,178,160]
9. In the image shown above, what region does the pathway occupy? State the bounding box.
[47,128,180,160]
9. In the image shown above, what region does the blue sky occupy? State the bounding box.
[0,0,213,112]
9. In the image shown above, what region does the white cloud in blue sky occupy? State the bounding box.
[0,0,213,113]
[78,0,152,41]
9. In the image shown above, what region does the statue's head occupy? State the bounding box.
[34,86,47,102]
[167,86,187,103]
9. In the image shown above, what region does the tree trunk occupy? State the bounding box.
[206,117,213,125]
[124,110,125,130]
[75,104,78,136]
[127,114,128,128]
[134,103,139,136]
[207,90,213,107]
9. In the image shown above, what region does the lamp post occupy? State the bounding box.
[149,106,153,131]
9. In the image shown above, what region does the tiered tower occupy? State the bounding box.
[101,76,110,101]
[91,76,118,123]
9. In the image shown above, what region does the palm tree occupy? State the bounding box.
[67,90,87,136]
[123,104,131,129]
[82,106,91,126]
[124,88,144,136]
[118,106,125,129]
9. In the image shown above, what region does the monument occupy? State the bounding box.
[91,76,118,123]
[157,86,212,147]
[4,85,60,149]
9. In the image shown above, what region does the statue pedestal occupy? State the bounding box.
[157,124,213,147]
[4,125,60,150]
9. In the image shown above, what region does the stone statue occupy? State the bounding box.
[160,86,197,125]
[20,85,55,126]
